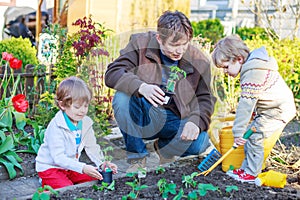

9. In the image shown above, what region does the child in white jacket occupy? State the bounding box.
[36,76,117,189]
[211,35,296,183]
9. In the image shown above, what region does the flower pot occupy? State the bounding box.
[99,170,113,184]
[163,91,175,104]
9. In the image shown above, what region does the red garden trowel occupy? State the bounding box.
[197,127,257,176]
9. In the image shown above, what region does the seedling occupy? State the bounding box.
[157,178,177,199]
[197,183,219,196]
[165,65,186,93]
[182,172,198,188]
[93,180,115,191]
[225,185,238,193]
[155,166,166,174]
[122,172,149,199]
[32,185,58,200]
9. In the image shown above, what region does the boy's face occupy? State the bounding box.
[219,58,243,78]
[156,34,189,61]
[63,101,89,124]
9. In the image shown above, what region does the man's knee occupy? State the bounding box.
[113,92,130,114]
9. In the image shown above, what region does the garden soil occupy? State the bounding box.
[0,120,299,200]
[49,120,300,199]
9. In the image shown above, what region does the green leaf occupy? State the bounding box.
[0,108,12,128]
[174,188,184,200]
[4,153,23,173]
[39,192,50,200]
[13,111,26,130]
[225,185,239,193]
[0,157,17,179]
[32,192,40,200]
[0,135,14,154]
[188,190,198,199]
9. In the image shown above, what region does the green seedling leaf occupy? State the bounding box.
[188,190,198,199]
[155,166,166,174]
[174,188,184,200]
[225,185,238,193]
[39,192,50,200]
[198,183,218,196]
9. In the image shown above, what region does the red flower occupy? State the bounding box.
[9,58,22,69]
[2,52,13,61]
[12,94,29,113]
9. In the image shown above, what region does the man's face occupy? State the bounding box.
[156,34,189,61]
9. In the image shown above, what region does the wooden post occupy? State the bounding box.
[36,0,44,46]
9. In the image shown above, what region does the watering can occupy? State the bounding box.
[208,115,282,172]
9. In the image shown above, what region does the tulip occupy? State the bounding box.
[2,52,13,61]
[9,58,23,70]
[12,94,29,113]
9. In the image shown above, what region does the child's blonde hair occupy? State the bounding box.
[55,76,92,109]
[211,34,250,68]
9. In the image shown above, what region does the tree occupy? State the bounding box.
[242,0,300,40]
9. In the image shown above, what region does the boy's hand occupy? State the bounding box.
[102,161,118,174]
[234,137,247,146]
[83,164,102,179]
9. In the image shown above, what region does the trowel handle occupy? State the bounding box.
[242,127,256,139]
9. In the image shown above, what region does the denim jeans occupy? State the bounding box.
[112,91,210,161]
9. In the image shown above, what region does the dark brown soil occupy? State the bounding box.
[49,121,300,200]
[50,159,299,200]
[18,120,300,199]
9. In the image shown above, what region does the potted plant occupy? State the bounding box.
[163,65,186,104]
[98,146,114,184]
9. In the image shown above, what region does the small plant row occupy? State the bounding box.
[39,165,238,199]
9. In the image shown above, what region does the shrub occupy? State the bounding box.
[236,27,271,40]
[0,37,38,67]
[191,18,224,45]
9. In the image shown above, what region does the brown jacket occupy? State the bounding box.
[105,31,216,131]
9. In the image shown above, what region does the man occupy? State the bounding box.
[105,10,216,177]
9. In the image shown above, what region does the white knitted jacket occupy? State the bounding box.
[232,47,296,138]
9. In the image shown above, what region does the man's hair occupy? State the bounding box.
[211,34,250,68]
[55,76,92,109]
[157,10,193,44]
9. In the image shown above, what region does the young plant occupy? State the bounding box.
[92,180,115,191]
[32,185,58,200]
[197,183,219,197]
[155,166,166,174]
[166,65,186,93]
[182,172,198,188]
[100,145,114,172]
[122,172,149,200]
[157,178,177,199]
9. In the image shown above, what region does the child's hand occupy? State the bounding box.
[102,161,118,174]
[83,164,102,180]
[234,137,247,146]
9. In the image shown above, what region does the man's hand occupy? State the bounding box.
[138,83,166,107]
[181,121,200,141]
[83,164,102,180]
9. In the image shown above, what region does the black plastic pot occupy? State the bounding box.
[164,91,175,104]
[99,170,113,184]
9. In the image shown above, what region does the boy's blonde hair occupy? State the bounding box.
[211,34,250,68]
[55,76,92,109]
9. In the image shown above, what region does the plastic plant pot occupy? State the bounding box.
[99,168,113,184]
